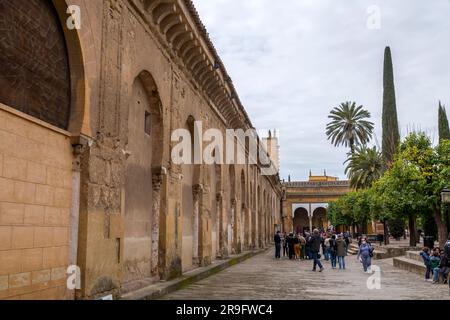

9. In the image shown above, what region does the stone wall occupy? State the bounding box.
[0,105,73,299]
[0,0,283,300]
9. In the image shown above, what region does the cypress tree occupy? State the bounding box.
[382,47,400,166]
[438,101,450,141]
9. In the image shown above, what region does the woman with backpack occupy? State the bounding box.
[357,237,373,273]
[329,234,337,269]
[336,234,347,270]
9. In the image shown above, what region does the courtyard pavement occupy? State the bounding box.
[161,249,450,300]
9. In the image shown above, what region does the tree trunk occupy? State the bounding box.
[383,219,390,245]
[408,214,417,247]
[350,138,354,155]
[434,208,448,248]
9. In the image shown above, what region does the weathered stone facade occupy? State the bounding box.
[0,0,282,300]
[282,175,350,233]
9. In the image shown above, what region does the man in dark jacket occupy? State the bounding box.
[274,231,281,259]
[305,233,311,260]
[287,233,295,260]
[309,229,324,272]
[445,234,450,261]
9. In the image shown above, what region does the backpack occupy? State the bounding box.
[369,245,374,258]
[329,240,337,253]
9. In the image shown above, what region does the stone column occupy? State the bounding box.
[192,184,203,264]
[247,207,252,249]
[68,139,89,299]
[216,193,226,258]
[151,172,163,276]
[231,198,236,254]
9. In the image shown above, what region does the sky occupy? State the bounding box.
[193,0,450,181]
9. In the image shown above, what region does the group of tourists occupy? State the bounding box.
[419,234,450,289]
[274,228,375,273]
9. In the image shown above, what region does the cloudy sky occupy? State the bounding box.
[193,0,450,181]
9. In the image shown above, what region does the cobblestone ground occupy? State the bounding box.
[162,249,450,300]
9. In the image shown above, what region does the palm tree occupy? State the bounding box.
[344,146,385,190]
[326,102,374,154]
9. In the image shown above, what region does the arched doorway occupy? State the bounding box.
[312,207,328,230]
[123,71,163,283]
[293,208,309,234]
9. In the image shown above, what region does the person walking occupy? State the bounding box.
[287,233,295,260]
[299,233,306,260]
[282,233,288,258]
[329,234,337,269]
[309,229,324,272]
[305,232,311,260]
[336,234,347,270]
[321,234,326,260]
[357,238,373,273]
[344,232,351,255]
[324,234,331,261]
[274,231,282,259]
[293,234,301,260]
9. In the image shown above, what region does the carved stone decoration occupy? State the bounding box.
[98,0,124,138]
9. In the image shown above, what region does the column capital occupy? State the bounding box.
[72,135,92,172]
[152,174,163,191]
[193,184,204,196]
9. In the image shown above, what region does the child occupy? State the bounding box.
[420,247,431,281]
[430,249,441,283]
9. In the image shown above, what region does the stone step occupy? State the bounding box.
[405,251,424,263]
[393,256,426,276]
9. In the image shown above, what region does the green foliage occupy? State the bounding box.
[389,218,405,239]
[331,132,450,241]
[328,190,371,228]
[345,145,385,190]
[382,46,400,165]
[326,101,374,154]
[438,102,450,141]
